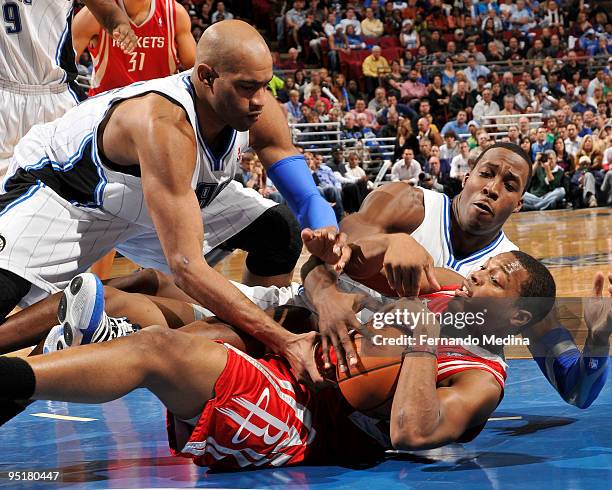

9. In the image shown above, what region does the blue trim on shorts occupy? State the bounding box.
[0,181,45,218]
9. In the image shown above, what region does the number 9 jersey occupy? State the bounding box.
[0,0,77,86]
[88,0,179,96]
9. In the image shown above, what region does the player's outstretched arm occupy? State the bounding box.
[524,271,611,409]
[83,0,137,53]
[250,91,338,233]
[174,2,196,69]
[109,95,327,388]
[72,7,101,59]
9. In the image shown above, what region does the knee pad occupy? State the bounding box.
[243,205,302,277]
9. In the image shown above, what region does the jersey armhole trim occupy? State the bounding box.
[96,90,193,177]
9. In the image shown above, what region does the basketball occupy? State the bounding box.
[315,325,407,418]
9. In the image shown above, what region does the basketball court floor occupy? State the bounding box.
[1,207,611,489]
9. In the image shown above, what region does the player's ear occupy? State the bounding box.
[513,197,524,214]
[462,172,470,188]
[510,308,532,331]
[197,64,218,89]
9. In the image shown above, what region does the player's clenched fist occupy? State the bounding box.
[382,234,440,298]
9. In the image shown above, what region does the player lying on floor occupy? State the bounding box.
[1,250,567,470]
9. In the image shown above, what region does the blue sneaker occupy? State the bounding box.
[59,273,139,346]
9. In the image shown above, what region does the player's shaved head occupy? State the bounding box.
[190,20,275,132]
[196,20,272,74]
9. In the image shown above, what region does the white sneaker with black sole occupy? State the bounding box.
[42,325,68,354]
[58,273,140,347]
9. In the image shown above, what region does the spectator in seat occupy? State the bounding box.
[340,7,362,35]
[383,59,405,99]
[304,86,332,112]
[507,125,521,145]
[341,113,364,140]
[531,127,553,160]
[379,109,400,138]
[573,89,597,114]
[464,55,491,90]
[345,24,366,50]
[211,2,234,23]
[362,46,390,97]
[552,137,574,172]
[361,7,384,38]
[564,123,582,158]
[391,148,422,184]
[545,33,565,58]
[399,19,420,50]
[327,24,349,73]
[307,151,344,221]
[368,87,388,116]
[299,13,326,64]
[439,130,460,164]
[417,118,443,147]
[542,0,564,28]
[473,88,501,124]
[441,110,470,138]
[514,80,537,112]
[351,98,376,127]
[325,149,366,213]
[486,41,504,62]
[526,39,546,60]
[559,51,586,84]
[475,129,493,152]
[449,80,476,118]
[522,150,566,211]
[466,120,480,149]
[400,69,428,102]
[284,89,302,124]
[285,0,306,47]
[424,30,445,55]
[442,58,457,92]
[393,117,419,159]
[420,156,448,194]
[415,137,433,170]
[509,0,535,32]
[450,140,471,183]
[497,95,518,127]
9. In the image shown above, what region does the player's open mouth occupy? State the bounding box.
[248,112,263,119]
[473,201,494,215]
[455,282,473,298]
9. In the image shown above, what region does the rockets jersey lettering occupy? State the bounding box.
[89,0,178,95]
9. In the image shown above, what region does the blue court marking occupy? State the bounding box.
[1,360,611,489]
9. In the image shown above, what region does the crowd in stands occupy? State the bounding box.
[78,1,612,220]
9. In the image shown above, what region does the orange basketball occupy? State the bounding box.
[315,326,406,418]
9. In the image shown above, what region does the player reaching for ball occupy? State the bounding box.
[5,249,599,469]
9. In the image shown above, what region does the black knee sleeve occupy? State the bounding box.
[0,356,36,401]
[0,269,31,324]
[225,205,302,276]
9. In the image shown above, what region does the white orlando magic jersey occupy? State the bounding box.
[411,188,518,277]
[0,0,77,85]
[3,72,248,229]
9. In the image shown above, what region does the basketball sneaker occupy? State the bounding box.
[42,325,68,354]
[58,273,140,347]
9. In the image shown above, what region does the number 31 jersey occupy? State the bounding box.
[88,0,179,95]
[0,0,77,85]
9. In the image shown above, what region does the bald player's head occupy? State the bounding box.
[191,20,274,131]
